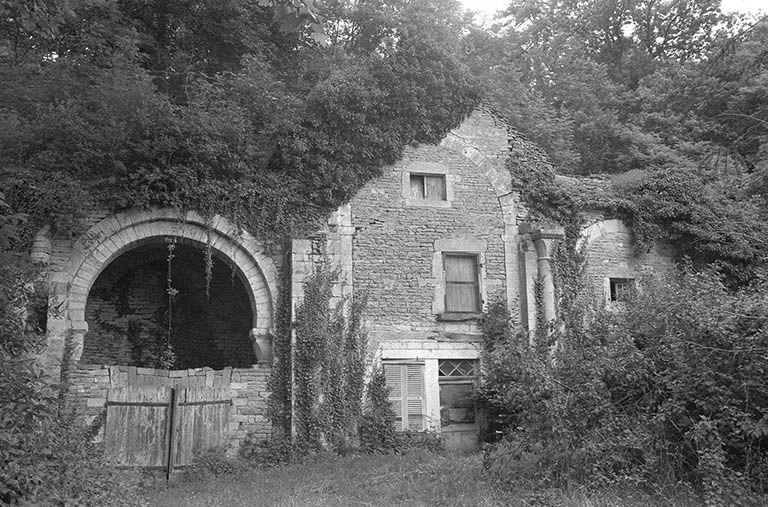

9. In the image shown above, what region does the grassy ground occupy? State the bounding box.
[143,452,701,507]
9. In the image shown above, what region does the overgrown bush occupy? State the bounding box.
[183,446,250,480]
[359,366,398,453]
[0,354,147,506]
[239,434,318,467]
[480,267,768,504]
[1,196,146,506]
[359,365,445,455]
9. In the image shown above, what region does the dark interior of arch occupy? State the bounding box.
[81,241,256,369]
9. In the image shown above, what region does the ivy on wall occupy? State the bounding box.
[268,258,369,451]
[267,245,294,439]
[510,156,768,287]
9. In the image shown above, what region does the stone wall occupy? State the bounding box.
[581,219,674,304]
[349,142,508,341]
[69,365,270,454]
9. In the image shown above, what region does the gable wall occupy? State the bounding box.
[350,143,508,341]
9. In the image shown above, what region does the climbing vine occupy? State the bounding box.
[204,228,214,299]
[287,260,369,451]
[509,156,768,287]
[267,242,294,439]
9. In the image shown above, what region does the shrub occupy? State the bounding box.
[359,366,398,453]
[184,446,249,480]
[0,355,147,506]
[480,268,768,503]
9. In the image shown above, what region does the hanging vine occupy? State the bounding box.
[204,228,214,299]
[160,236,178,369]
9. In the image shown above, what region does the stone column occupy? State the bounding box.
[531,231,561,333]
[517,223,564,337]
[30,225,52,265]
[250,330,272,366]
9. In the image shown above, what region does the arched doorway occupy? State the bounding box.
[82,239,256,369]
[44,209,279,374]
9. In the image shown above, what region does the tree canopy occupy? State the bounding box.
[462,1,768,284]
[0,0,479,241]
[1,0,767,280]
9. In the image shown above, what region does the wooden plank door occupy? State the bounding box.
[171,387,232,467]
[104,386,172,468]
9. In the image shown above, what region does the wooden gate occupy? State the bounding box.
[104,386,231,476]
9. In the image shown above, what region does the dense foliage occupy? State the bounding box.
[475,2,768,286]
[468,2,767,178]
[272,261,369,451]
[0,0,479,242]
[480,258,768,503]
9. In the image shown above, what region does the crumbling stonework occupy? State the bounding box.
[579,219,674,304]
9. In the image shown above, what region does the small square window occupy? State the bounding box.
[444,254,480,313]
[609,278,635,302]
[410,174,446,201]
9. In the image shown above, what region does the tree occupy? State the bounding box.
[0,0,479,242]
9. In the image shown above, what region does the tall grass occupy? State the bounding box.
[146,452,701,506]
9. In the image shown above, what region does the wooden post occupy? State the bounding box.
[166,387,180,481]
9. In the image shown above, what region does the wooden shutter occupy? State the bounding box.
[444,255,480,312]
[410,175,425,199]
[425,175,446,200]
[405,364,425,431]
[383,363,425,431]
[384,364,404,429]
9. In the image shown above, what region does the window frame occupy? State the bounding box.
[438,359,478,428]
[409,173,447,202]
[401,163,452,208]
[382,361,427,432]
[609,277,636,303]
[431,239,487,319]
[443,253,481,314]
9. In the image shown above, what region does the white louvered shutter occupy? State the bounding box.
[384,364,404,430]
[405,364,425,431]
[383,363,425,431]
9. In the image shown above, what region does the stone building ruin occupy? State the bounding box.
[31,110,673,455]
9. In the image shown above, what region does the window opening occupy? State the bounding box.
[410,174,446,201]
[438,359,476,377]
[609,277,635,302]
[439,359,477,426]
[444,254,480,313]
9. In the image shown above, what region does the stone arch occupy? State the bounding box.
[439,109,539,317]
[63,208,278,364]
[577,218,675,305]
[577,218,629,251]
[439,109,515,201]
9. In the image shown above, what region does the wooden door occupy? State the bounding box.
[171,387,232,467]
[104,386,172,468]
[104,385,231,472]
